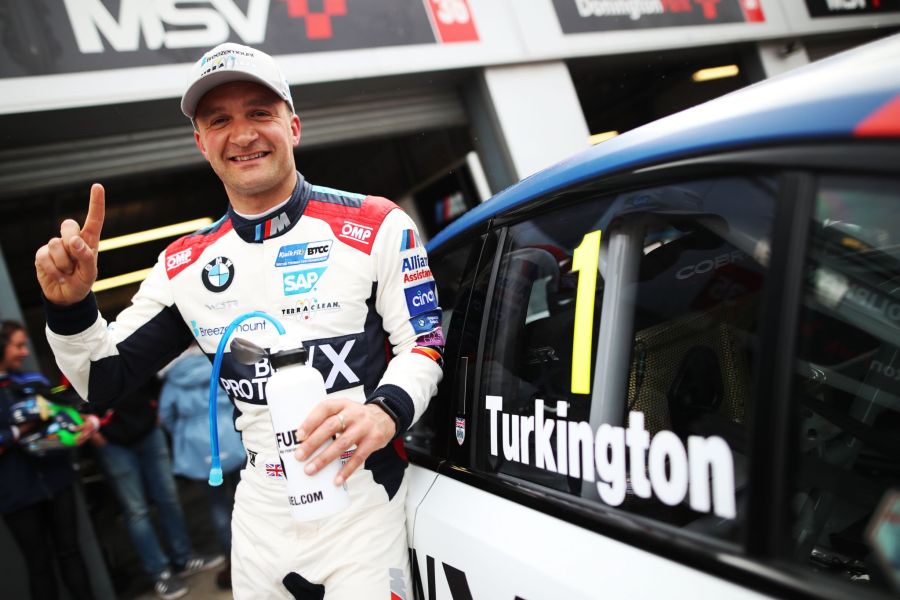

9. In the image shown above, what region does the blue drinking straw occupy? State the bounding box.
[208,311,285,486]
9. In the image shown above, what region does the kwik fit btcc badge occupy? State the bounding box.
[202,256,235,292]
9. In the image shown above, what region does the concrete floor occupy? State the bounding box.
[132,565,233,600]
[84,467,235,600]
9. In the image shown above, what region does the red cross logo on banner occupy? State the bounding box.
[693,0,722,19]
[280,0,348,40]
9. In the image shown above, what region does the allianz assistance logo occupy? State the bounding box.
[64,0,351,53]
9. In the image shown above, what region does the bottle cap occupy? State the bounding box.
[269,346,309,370]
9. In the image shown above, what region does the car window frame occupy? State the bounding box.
[411,142,900,600]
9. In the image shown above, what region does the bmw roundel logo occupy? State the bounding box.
[202,256,234,292]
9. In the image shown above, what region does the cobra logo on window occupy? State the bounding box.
[404,282,438,315]
[282,267,327,296]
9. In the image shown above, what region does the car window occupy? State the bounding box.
[405,236,487,458]
[790,174,900,593]
[477,176,776,543]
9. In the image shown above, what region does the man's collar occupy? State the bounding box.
[228,172,311,243]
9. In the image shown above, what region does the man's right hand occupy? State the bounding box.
[35,183,106,305]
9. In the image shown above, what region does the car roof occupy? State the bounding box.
[429,32,900,252]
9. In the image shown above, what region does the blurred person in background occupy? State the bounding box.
[0,319,98,600]
[81,378,224,600]
[159,343,244,590]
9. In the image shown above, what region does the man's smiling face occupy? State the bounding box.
[193,81,301,212]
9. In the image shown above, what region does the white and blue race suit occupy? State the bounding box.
[44,172,443,599]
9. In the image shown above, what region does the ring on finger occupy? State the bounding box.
[336,412,346,432]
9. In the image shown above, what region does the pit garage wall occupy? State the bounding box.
[0,0,898,304]
[1,0,897,177]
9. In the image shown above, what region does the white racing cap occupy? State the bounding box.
[181,42,294,119]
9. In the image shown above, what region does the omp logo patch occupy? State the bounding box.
[166,248,192,272]
[275,240,332,267]
[282,267,327,295]
[339,221,373,245]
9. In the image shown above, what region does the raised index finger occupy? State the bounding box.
[80,183,105,250]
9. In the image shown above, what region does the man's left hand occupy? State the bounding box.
[294,398,396,486]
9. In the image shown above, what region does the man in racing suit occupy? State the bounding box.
[34,42,443,600]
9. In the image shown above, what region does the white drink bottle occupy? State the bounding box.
[266,345,350,521]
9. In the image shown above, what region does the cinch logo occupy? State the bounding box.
[274,240,332,267]
[166,248,192,271]
[282,267,327,295]
[404,282,438,315]
[63,0,350,54]
[340,221,373,245]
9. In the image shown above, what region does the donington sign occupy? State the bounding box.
[0,0,479,78]
[552,0,765,32]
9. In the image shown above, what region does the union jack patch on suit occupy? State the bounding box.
[265,463,284,478]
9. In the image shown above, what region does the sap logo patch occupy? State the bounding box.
[274,240,333,267]
[166,248,192,272]
[202,256,234,292]
[404,282,438,315]
[340,221,373,245]
[283,267,327,295]
[410,310,441,334]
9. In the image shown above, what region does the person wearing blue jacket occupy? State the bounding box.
[0,320,98,599]
[159,345,244,589]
